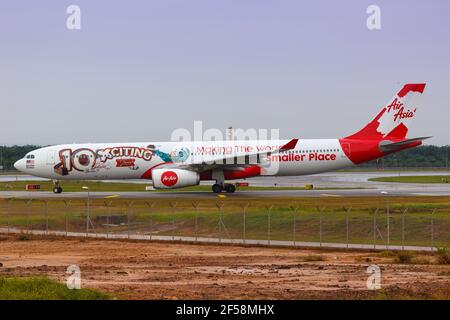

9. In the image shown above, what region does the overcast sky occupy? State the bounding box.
[0,0,448,146]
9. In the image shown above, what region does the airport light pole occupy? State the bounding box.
[82,186,90,237]
[0,146,3,171]
[446,146,449,168]
[381,191,390,247]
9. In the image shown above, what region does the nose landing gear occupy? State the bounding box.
[52,180,63,194]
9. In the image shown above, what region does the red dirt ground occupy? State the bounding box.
[0,234,449,299]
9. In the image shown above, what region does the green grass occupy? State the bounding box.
[1,196,448,247]
[0,276,109,300]
[369,175,450,184]
[0,180,361,192]
[17,234,30,241]
[394,251,414,264]
[436,248,450,265]
[0,196,449,245]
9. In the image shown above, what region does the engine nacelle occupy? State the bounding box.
[151,168,200,189]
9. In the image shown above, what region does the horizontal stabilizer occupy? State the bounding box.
[379,136,432,152]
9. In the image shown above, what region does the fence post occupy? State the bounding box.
[44,200,49,235]
[431,208,436,251]
[63,200,71,237]
[192,202,200,242]
[266,205,274,245]
[373,208,378,249]
[344,207,351,249]
[402,208,407,250]
[317,207,324,247]
[145,202,154,241]
[127,202,130,239]
[26,199,32,234]
[126,201,134,239]
[240,204,249,245]
[85,198,89,237]
[103,201,112,239]
[6,198,11,234]
[216,202,225,243]
[386,197,390,249]
[290,206,299,246]
[170,202,177,241]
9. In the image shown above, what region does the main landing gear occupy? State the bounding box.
[212,183,236,193]
[52,180,63,194]
[211,170,235,193]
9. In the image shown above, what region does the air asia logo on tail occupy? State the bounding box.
[161,171,178,186]
[386,98,416,122]
[346,83,425,141]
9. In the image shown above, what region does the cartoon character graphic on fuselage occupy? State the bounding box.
[14,83,430,194]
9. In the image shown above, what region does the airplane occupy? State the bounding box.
[14,83,429,194]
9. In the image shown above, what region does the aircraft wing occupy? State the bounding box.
[163,138,299,172]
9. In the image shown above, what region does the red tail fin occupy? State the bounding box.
[345,83,426,141]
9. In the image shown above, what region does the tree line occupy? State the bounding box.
[0,144,449,171]
[0,145,41,170]
[358,145,450,168]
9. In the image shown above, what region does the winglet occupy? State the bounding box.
[280,138,299,151]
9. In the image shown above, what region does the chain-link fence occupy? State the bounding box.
[0,198,448,251]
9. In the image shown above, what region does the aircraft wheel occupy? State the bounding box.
[212,184,223,193]
[224,184,236,193]
[53,187,63,194]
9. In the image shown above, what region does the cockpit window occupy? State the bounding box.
[26,154,35,159]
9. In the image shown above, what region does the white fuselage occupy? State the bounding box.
[14,139,354,181]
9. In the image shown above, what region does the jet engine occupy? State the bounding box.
[151,168,200,189]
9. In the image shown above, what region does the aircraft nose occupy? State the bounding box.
[14,159,25,172]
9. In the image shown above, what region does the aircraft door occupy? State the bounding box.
[46,151,57,165]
